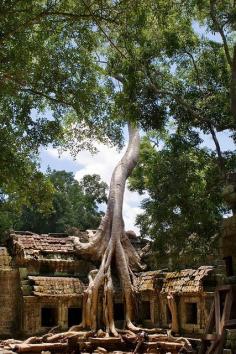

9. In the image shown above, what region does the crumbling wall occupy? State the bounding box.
[0,247,21,337]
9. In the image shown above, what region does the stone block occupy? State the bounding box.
[19,268,28,279]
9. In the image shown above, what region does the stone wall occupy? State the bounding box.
[225,329,236,351]
[160,293,213,335]
[0,248,20,337]
[22,296,83,336]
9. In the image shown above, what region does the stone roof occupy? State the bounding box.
[28,276,84,297]
[137,270,165,291]
[9,231,147,263]
[10,233,78,262]
[12,233,74,257]
[161,266,214,295]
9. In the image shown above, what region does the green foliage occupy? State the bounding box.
[0,0,235,259]
[16,170,108,234]
[0,0,124,212]
[0,165,55,239]
[129,131,234,268]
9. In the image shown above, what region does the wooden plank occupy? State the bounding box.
[145,341,183,350]
[202,334,219,341]
[206,339,220,354]
[216,285,232,292]
[199,285,235,354]
[205,300,215,333]
[215,329,227,354]
[215,291,221,335]
[216,287,233,354]
[199,301,215,354]
[225,319,236,328]
[220,289,233,332]
[89,337,122,345]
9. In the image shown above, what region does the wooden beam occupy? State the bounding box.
[220,289,233,332]
[225,319,236,328]
[215,291,221,335]
[199,301,215,354]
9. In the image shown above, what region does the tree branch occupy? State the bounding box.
[147,77,226,173]
[231,44,236,119]
[209,0,232,67]
[0,8,118,44]
[148,82,201,121]
[208,124,225,174]
[185,50,202,87]
[80,0,127,60]
[21,88,73,107]
[1,73,73,107]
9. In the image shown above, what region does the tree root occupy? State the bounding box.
[3,329,193,353]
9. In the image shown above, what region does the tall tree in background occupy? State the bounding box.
[129,132,235,269]
[17,171,108,233]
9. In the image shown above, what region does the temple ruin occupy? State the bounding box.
[1,172,236,353]
[0,231,219,340]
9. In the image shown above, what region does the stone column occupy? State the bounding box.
[0,248,21,337]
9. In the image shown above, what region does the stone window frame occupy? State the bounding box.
[41,306,58,328]
[181,296,201,328]
[67,306,82,328]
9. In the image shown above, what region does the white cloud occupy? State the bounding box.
[47,143,145,234]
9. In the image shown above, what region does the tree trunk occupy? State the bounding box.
[231,43,236,122]
[72,122,144,335]
[167,292,179,334]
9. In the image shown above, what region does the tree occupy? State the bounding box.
[17,170,108,233]
[129,132,235,269]
[0,164,54,240]
[192,0,236,123]
[0,0,234,336]
[0,0,136,334]
[65,0,235,333]
[0,0,122,210]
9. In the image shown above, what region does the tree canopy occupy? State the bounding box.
[129,130,235,268]
[0,0,235,256]
[1,0,235,151]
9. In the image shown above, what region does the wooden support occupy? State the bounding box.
[199,285,236,354]
[215,290,221,335]
[225,319,236,328]
[199,301,215,354]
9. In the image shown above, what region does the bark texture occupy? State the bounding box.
[72,123,145,335]
[167,293,179,334]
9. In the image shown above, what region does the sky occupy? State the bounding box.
[39,129,235,235]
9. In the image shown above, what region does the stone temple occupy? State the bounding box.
[0,230,220,339]
[1,172,236,352]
